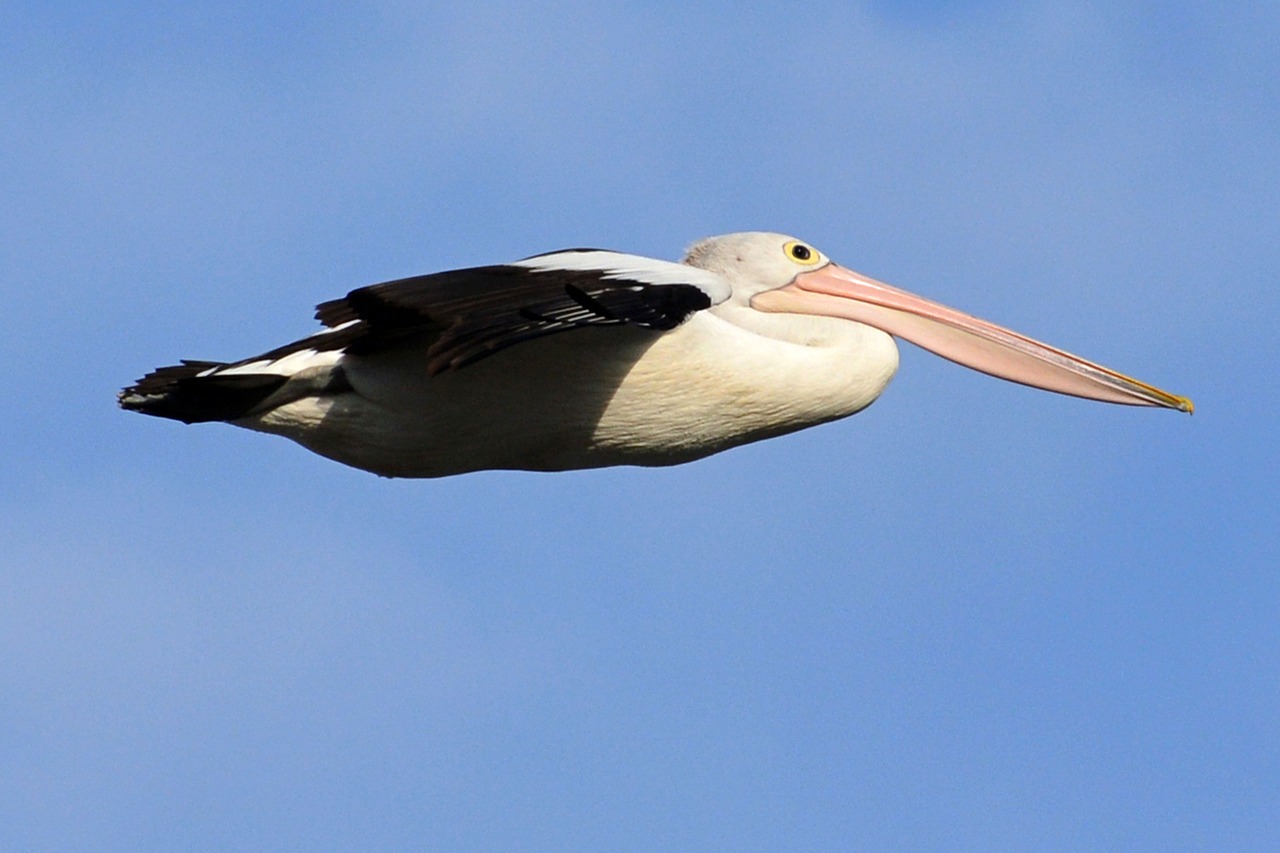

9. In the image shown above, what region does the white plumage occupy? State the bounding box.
[121,232,1190,477]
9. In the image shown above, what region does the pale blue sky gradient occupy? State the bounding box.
[2,3,1277,849]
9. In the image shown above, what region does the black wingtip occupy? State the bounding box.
[120,362,288,424]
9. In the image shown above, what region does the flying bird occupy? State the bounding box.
[120,232,1192,477]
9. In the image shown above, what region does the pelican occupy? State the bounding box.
[120,232,1192,477]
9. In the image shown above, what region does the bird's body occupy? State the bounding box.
[121,232,1190,477]
[242,309,898,478]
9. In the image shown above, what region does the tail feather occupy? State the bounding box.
[119,360,289,424]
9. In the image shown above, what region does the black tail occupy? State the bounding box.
[119,361,289,424]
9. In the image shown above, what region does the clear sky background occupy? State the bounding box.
[3,2,1276,849]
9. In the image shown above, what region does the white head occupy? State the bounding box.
[684,232,831,304]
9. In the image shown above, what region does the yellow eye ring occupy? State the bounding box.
[784,240,822,265]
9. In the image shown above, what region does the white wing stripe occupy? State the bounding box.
[512,251,731,304]
[202,348,344,378]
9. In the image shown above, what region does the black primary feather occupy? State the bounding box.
[314,262,712,374]
[119,361,289,424]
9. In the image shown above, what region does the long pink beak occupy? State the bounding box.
[751,264,1193,411]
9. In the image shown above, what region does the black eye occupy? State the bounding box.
[790,244,811,261]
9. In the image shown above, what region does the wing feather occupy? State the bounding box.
[314,250,730,374]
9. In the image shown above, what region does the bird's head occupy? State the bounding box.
[685,231,1192,411]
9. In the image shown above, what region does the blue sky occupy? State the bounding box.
[2,2,1277,849]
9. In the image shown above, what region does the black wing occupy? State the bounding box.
[314,249,731,374]
[120,249,732,422]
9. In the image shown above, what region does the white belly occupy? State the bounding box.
[238,312,900,478]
